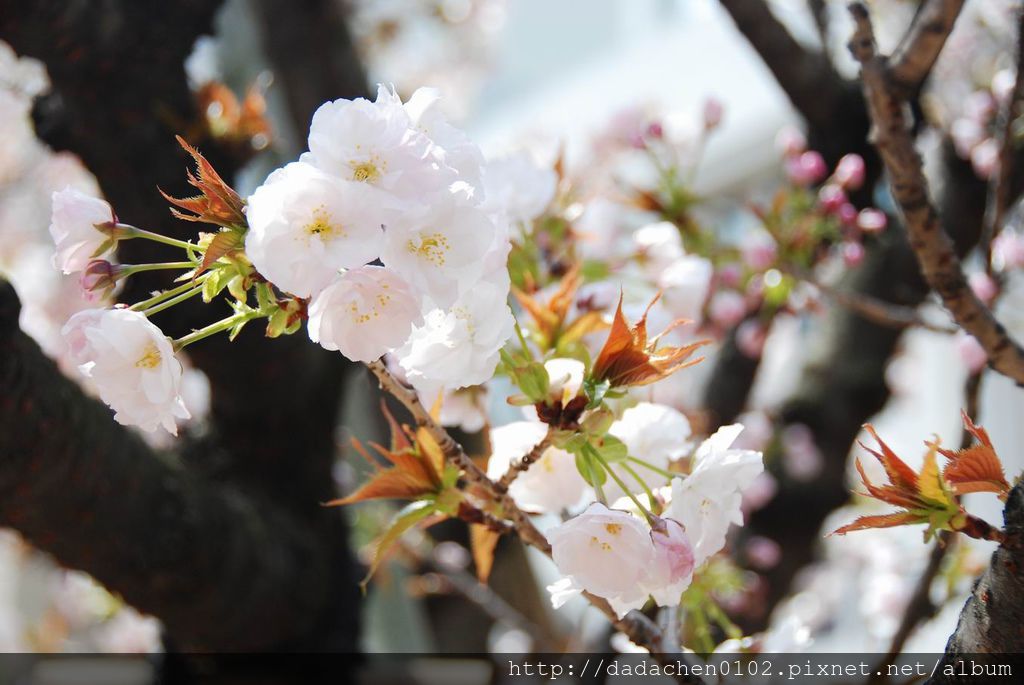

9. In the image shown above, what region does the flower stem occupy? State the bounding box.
[173,310,262,351]
[627,456,676,480]
[121,225,199,251]
[589,445,657,524]
[140,283,206,317]
[124,261,197,275]
[130,276,210,313]
[621,461,660,512]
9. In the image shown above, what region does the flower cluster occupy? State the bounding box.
[544,424,763,617]
[248,85,513,393]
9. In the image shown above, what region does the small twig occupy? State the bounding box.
[887,0,966,96]
[982,7,1024,272]
[849,3,1024,386]
[496,431,553,492]
[797,268,956,334]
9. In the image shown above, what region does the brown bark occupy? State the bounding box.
[0,0,364,651]
[0,280,334,651]
[926,483,1024,682]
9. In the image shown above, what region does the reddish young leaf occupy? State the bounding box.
[937,411,1011,500]
[160,136,246,229]
[591,294,708,388]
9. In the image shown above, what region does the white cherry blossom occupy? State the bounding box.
[62,308,189,434]
[303,85,453,202]
[395,279,514,396]
[307,266,422,363]
[481,151,557,224]
[657,254,713,323]
[486,421,589,513]
[606,402,692,498]
[664,424,764,567]
[380,200,497,307]
[547,504,654,614]
[401,86,486,196]
[244,162,390,298]
[49,187,115,274]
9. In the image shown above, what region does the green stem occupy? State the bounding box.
[130,276,209,312]
[621,461,659,512]
[627,456,676,480]
[514,320,532,357]
[140,283,205,317]
[122,226,199,251]
[124,261,197,275]
[173,310,262,351]
[588,445,656,524]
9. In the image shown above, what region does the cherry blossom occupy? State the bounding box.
[49,187,115,274]
[606,402,691,497]
[547,504,654,615]
[380,199,496,307]
[244,161,390,298]
[481,151,557,224]
[486,421,589,513]
[664,424,764,567]
[547,504,697,617]
[307,266,422,363]
[61,308,189,434]
[303,85,453,203]
[395,279,514,395]
[657,254,713,322]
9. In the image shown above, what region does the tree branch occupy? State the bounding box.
[888,0,966,97]
[717,0,844,135]
[926,482,1024,683]
[849,2,1024,386]
[0,281,333,651]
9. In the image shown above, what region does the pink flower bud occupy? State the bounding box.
[709,290,747,328]
[775,126,806,157]
[79,259,120,298]
[785,151,827,186]
[834,154,866,190]
[837,202,858,226]
[841,241,866,267]
[716,263,743,288]
[955,332,988,374]
[703,97,724,130]
[736,320,767,359]
[968,271,999,304]
[741,237,778,271]
[650,518,695,586]
[780,423,823,481]
[857,208,888,234]
[645,121,664,139]
[745,536,781,570]
[817,184,847,214]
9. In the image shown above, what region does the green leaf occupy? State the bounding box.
[583,376,611,410]
[593,434,628,463]
[361,500,437,589]
[574,449,607,488]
